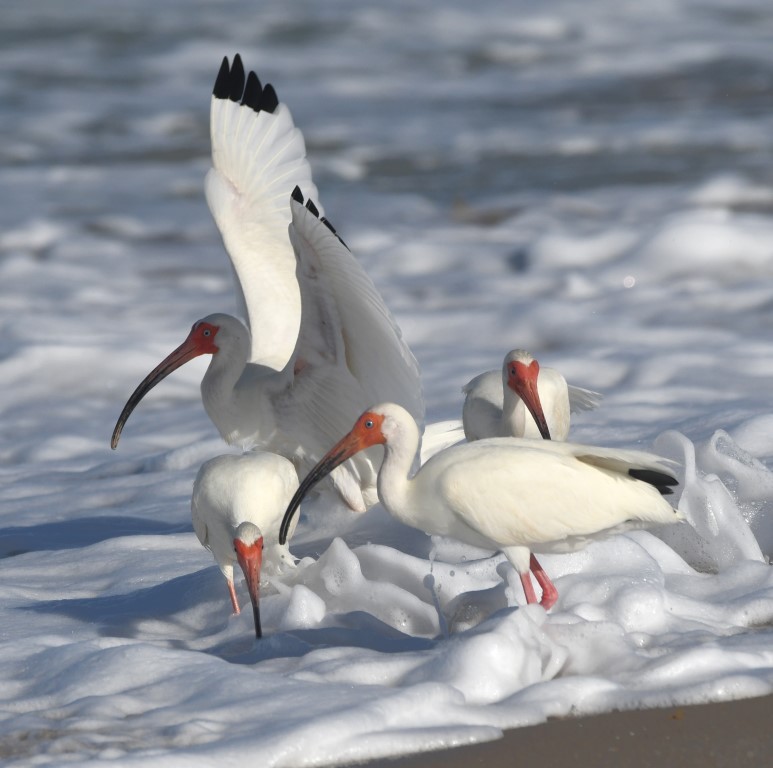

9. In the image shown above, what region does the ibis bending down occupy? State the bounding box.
[462,349,601,442]
[280,403,682,611]
[111,54,423,513]
[191,451,300,638]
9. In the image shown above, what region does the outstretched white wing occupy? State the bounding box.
[205,54,320,370]
[269,192,424,510]
[287,190,424,429]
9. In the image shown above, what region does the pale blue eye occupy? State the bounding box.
[364,419,374,429]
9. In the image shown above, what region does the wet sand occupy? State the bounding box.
[363,694,772,768]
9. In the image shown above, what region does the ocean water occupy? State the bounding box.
[2,1,773,765]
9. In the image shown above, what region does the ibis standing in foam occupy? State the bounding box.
[191,451,299,638]
[280,403,682,610]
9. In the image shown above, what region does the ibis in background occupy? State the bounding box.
[191,451,299,638]
[279,403,682,610]
[462,349,601,442]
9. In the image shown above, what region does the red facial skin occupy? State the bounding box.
[506,359,552,440]
[234,535,264,638]
[279,411,386,544]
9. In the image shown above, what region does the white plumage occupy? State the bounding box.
[191,451,299,637]
[112,56,424,512]
[205,56,319,370]
[462,349,601,441]
[280,403,682,610]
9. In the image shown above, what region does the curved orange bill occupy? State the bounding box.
[235,537,264,639]
[110,335,203,449]
[508,368,552,440]
[279,429,369,545]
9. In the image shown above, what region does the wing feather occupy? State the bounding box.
[437,444,677,548]
[205,55,320,369]
[568,384,603,413]
[469,437,678,479]
[190,481,210,550]
[287,195,424,427]
[267,197,426,509]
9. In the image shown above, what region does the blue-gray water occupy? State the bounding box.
[4,0,773,214]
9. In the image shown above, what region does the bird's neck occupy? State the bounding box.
[201,355,276,447]
[502,388,527,436]
[377,419,420,522]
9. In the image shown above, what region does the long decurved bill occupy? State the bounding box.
[110,332,205,449]
[507,364,552,440]
[235,537,264,639]
[279,427,372,545]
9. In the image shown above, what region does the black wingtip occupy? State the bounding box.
[261,83,279,113]
[629,468,679,496]
[213,54,245,102]
[213,54,280,115]
[321,216,349,250]
[291,187,320,219]
[228,54,245,101]
[213,56,231,98]
[241,71,262,109]
[290,188,349,250]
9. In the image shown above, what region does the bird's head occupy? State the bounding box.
[110,314,248,449]
[278,404,409,544]
[503,349,552,440]
[234,521,264,639]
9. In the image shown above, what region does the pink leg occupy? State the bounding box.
[227,578,241,615]
[530,554,558,610]
[519,570,539,605]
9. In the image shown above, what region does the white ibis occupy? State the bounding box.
[462,349,602,442]
[280,403,681,610]
[112,55,423,512]
[191,451,299,638]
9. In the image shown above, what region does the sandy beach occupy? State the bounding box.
[365,694,773,768]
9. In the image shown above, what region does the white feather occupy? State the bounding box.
[206,77,320,370]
